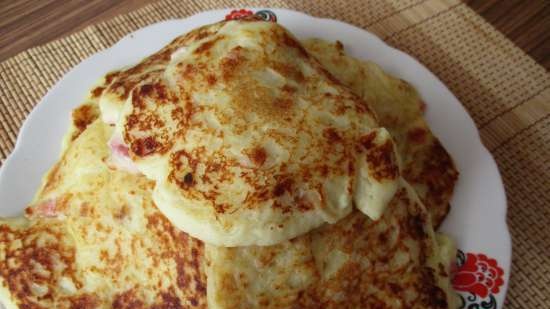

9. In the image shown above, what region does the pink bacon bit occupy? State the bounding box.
[26,198,59,218]
[107,133,141,174]
[109,137,130,158]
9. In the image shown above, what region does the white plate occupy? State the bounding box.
[0,8,510,308]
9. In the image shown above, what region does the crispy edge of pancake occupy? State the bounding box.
[302,39,459,228]
[30,101,100,205]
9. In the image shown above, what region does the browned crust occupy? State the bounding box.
[70,103,99,141]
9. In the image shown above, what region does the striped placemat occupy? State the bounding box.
[0,0,548,307]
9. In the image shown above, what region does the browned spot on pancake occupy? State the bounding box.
[246,147,267,166]
[91,86,105,98]
[365,140,399,181]
[152,291,183,309]
[353,99,372,115]
[318,164,329,177]
[171,107,187,123]
[296,194,315,212]
[220,46,245,80]
[178,63,197,81]
[408,127,427,144]
[113,205,130,221]
[175,254,191,290]
[347,161,355,177]
[70,294,98,309]
[112,289,144,309]
[359,131,377,149]
[72,105,97,131]
[139,83,168,102]
[170,150,200,177]
[80,203,94,217]
[193,36,223,54]
[272,62,304,83]
[71,104,99,141]
[407,213,427,241]
[170,146,236,208]
[189,297,199,307]
[275,98,293,109]
[139,84,155,97]
[323,127,342,143]
[100,249,109,261]
[126,112,165,131]
[131,136,160,157]
[213,203,229,214]
[195,28,213,41]
[183,173,194,186]
[388,282,402,294]
[24,206,34,217]
[206,74,217,85]
[273,177,293,197]
[281,84,296,93]
[105,71,120,84]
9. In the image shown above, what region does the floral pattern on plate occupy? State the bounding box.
[453,250,505,308]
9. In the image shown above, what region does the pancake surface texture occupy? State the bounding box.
[101,20,403,246]
[0,113,207,309]
[302,39,458,227]
[0,18,461,309]
[206,181,457,309]
[0,102,456,309]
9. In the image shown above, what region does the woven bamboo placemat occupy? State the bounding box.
[0,0,548,307]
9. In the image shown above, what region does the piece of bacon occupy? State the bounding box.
[110,138,130,157]
[26,199,59,218]
[107,133,141,174]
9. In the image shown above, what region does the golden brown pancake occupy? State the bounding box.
[99,20,403,247]
[0,19,460,309]
[303,39,458,227]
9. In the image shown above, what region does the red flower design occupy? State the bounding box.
[225,9,253,21]
[452,253,504,298]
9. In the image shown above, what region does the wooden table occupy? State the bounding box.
[0,0,549,70]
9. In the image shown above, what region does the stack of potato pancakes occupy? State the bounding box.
[0,18,458,309]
